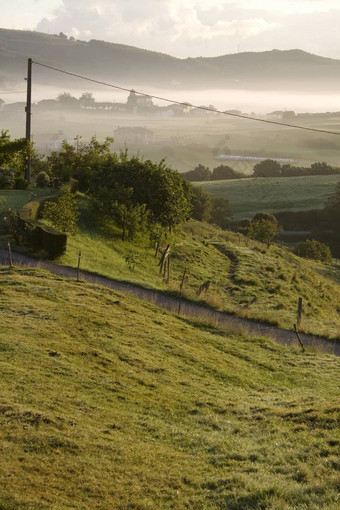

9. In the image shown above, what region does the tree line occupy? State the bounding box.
[182,160,340,182]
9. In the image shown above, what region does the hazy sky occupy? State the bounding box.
[2,0,340,59]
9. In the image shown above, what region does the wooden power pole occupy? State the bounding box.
[25,58,32,182]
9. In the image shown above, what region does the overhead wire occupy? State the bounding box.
[32,60,340,137]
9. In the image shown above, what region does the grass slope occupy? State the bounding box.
[0,267,339,509]
[1,191,340,339]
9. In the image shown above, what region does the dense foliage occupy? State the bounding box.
[90,151,193,232]
[42,190,79,234]
[253,159,340,178]
[0,130,31,188]
[247,212,282,247]
[295,239,332,263]
[182,160,340,183]
[190,186,232,228]
[182,164,244,182]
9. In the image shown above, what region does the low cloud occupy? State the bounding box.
[35,0,340,58]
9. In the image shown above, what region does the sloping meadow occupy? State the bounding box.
[0,267,339,509]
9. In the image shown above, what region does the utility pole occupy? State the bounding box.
[25,58,32,182]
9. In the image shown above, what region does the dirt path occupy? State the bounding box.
[1,248,339,356]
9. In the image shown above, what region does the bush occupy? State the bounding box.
[295,240,332,263]
[42,190,79,234]
[14,177,29,190]
[36,171,50,188]
[0,168,15,189]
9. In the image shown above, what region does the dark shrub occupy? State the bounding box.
[14,177,29,190]
[295,240,332,263]
[36,171,50,188]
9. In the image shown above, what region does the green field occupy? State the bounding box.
[196,174,340,219]
[0,267,339,509]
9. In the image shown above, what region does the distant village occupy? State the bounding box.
[1,89,340,153]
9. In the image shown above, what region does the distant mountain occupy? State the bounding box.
[1,28,340,91]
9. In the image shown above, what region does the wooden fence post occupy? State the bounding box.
[77,251,81,282]
[297,297,303,328]
[7,241,13,267]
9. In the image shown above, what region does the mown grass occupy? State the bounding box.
[0,189,53,211]
[1,192,340,339]
[195,174,340,220]
[0,267,339,509]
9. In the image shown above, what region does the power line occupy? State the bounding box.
[32,59,340,137]
[0,91,26,94]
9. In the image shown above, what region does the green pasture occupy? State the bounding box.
[0,267,339,509]
[196,174,340,219]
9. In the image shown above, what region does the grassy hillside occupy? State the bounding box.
[1,190,340,339]
[196,175,340,219]
[0,266,339,509]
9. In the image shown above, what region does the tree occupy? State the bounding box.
[212,165,241,180]
[47,135,114,189]
[56,92,79,109]
[42,190,79,234]
[210,197,232,229]
[253,159,281,177]
[247,212,281,247]
[79,93,95,108]
[190,186,212,222]
[111,202,148,241]
[252,212,278,224]
[92,153,192,231]
[181,164,212,182]
[0,130,31,185]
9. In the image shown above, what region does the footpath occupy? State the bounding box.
[0,248,339,356]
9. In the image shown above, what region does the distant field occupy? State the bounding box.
[196,174,340,219]
[5,111,340,173]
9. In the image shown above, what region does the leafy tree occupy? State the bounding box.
[181,164,212,182]
[79,93,95,108]
[310,162,334,175]
[42,190,79,234]
[212,165,242,180]
[247,213,281,247]
[47,135,114,190]
[92,153,192,231]
[56,92,79,109]
[210,197,232,229]
[190,186,212,222]
[253,159,281,178]
[0,130,30,173]
[94,184,149,241]
[111,202,148,241]
[295,240,332,263]
[252,212,278,224]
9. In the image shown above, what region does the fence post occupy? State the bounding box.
[297,297,303,328]
[7,241,13,267]
[77,251,81,282]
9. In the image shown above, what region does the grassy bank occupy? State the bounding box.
[1,191,340,339]
[0,267,339,509]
